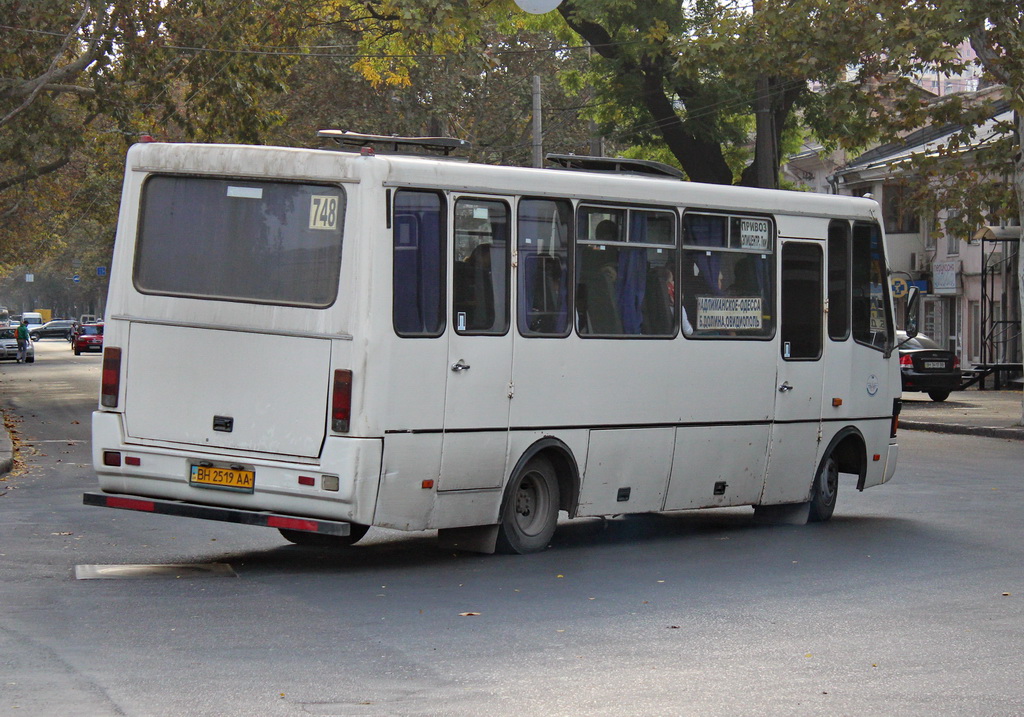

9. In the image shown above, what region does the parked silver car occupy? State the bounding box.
[0,327,35,363]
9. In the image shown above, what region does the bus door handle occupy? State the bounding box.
[451,360,471,372]
[778,381,794,393]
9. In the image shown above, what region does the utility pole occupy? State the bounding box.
[532,76,543,168]
[752,0,778,190]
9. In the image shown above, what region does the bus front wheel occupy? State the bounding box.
[279,524,369,547]
[808,452,839,522]
[496,456,559,554]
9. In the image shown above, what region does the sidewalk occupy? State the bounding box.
[900,388,1024,441]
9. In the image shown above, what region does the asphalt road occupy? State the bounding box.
[1,340,1022,716]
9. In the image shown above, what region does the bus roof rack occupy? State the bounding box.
[318,130,471,157]
[546,153,684,180]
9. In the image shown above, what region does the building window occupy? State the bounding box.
[882,183,920,234]
[945,212,960,256]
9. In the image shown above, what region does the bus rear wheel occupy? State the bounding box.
[808,452,839,522]
[279,524,369,547]
[496,456,559,554]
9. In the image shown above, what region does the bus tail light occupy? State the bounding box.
[101,347,122,408]
[331,369,352,432]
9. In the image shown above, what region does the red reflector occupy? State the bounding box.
[332,369,352,432]
[267,516,319,532]
[298,475,316,486]
[873,454,881,462]
[422,479,434,489]
[103,451,122,467]
[108,496,155,511]
[125,456,141,466]
[101,347,122,408]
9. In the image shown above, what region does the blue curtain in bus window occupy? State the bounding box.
[685,215,724,295]
[616,213,649,334]
[517,201,570,336]
[393,191,444,336]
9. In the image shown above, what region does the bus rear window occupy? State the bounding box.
[134,176,345,307]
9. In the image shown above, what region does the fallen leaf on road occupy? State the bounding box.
[459,612,481,617]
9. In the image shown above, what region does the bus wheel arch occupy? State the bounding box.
[495,438,580,554]
[810,427,866,522]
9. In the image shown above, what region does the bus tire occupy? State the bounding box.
[278,524,369,547]
[808,451,839,522]
[496,456,559,554]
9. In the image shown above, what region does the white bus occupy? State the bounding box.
[86,132,911,554]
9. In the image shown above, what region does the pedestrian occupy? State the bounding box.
[15,321,29,363]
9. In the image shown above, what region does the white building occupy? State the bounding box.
[828,102,1021,376]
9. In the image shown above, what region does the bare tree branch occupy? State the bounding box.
[0,2,103,127]
[0,154,73,193]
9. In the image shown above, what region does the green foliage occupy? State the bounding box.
[0,0,317,270]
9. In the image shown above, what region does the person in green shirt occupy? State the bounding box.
[15,322,29,363]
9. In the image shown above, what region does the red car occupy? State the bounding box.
[73,323,104,355]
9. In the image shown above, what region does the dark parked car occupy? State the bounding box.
[29,319,77,341]
[73,323,104,355]
[898,331,962,402]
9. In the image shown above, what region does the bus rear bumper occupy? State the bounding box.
[91,410,382,526]
[83,491,357,536]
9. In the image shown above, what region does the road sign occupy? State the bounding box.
[73,274,80,283]
[97,266,107,277]
[890,277,909,298]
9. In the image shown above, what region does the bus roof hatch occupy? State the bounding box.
[546,153,684,180]
[318,130,471,157]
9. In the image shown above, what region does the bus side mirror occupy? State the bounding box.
[904,285,919,339]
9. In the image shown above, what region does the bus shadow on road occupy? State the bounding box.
[209,509,951,577]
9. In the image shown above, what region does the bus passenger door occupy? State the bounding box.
[439,196,514,492]
[763,241,825,504]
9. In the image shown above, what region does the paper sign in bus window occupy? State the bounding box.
[739,219,770,250]
[696,296,763,331]
[309,195,339,230]
[226,186,262,199]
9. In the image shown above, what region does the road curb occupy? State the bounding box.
[900,420,1024,441]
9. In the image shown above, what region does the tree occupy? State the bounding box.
[267,15,595,165]
[327,1,987,188]
[0,0,316,266]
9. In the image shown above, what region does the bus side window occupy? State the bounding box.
[828,220,851,341]
[682,212,774,339]
[517,198,572,337]
[453,198,510,335]
[780,242,823,360]
[576,206,677,337]
[393,190,445,337]
[852,221,893,350]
